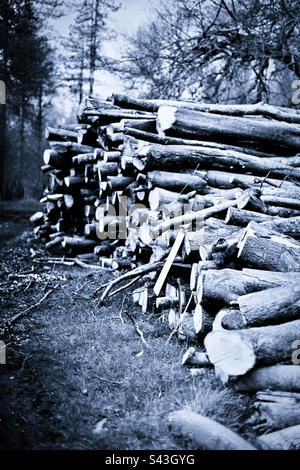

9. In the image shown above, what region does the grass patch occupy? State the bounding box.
[0,220,255,450]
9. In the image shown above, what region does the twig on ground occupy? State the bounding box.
[125,311,149,349]
[72,278,94,295]
[0,286,59,328]
[43,262,56,292]
[95,261,165,302]
[93,375,124,386]
[118,295,127,324]
[108,275,143,298]
[73,258,116,271]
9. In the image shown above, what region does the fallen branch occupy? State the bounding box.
[96,261,165,302]
[1,287,58,328]
[125,311,149,349]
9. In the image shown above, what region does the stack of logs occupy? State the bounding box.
[31,94,300,448]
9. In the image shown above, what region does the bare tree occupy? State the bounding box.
[120,0,300,105]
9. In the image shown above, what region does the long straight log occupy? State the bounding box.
[256,424,300,450]
[49,141,95,154]
[124,127,280,157]
[148,187,195,211]
[120,119,156,132]
[136,144,300,179]
[260,216,300,238]
[225,207,273,226]
[261,195,300,210]
[157,106,300,150]
[145,170,207,193]
[234,366,300,393]
[241,268,300,284]
[197,268,285,306]
[113,94,300,124]
[201,169,299,191]
[231,284,300,327]
[72,153,97,165]
[80,107,156,122]
[204,320,300,376]
[237,221,300,271]
[45,126,78,142]
[248,391,300,432]
[62,237,97,250]
[150,198,240,239]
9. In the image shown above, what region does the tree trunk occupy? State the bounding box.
[236,284,300,326]
[157,106,300,150]
[256,424,300,450]
[204,319,300,376]
[167,410,256,450]
[137,143,300,179]
[202,169,299,192]
[45,127,78,142]
[145,170,207,193]
[113,94,300,124]
[225,207,273,226]
[248,395,300,432]
[197,268,284,306]
[237,221,300,271]
[150,198,239,239]
[234,366,300,393]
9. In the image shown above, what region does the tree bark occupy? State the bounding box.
[167,410,256,450]
[157,106,300,150]
[45,127,78,142]
[113,94,300,124]
[236,284,300,327]
[197,268,284,306]
[234,366,300,393]
[150,198,239,239]
[248,396,300,432]
[204,319,300,376]
[137,143,300,179]
[145,170,207,193]
[237,221,300,271]
[256,424,300,450]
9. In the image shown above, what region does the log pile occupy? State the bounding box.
[31,95,300,446]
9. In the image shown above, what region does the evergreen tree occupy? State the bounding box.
[64,0,119,103]
[0,0,56,198]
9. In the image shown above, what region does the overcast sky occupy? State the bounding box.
[51,0,154,104]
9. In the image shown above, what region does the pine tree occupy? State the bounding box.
[0,0,56,198]
[64,0,119,103]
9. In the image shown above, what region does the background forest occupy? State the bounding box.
[0,0,299,200]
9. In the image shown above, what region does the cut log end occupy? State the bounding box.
[157,106,177,134]
[204,330,256,376]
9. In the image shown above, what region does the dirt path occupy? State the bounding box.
[0,206,254,450]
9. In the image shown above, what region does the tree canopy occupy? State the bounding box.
[120,0,300,104]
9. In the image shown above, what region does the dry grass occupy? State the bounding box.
[0,213,255,450]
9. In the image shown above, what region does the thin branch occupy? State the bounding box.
[1,286,59,328]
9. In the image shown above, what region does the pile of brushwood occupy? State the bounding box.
[31,94,300,449]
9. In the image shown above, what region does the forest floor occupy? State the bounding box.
[0,200,256,450]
